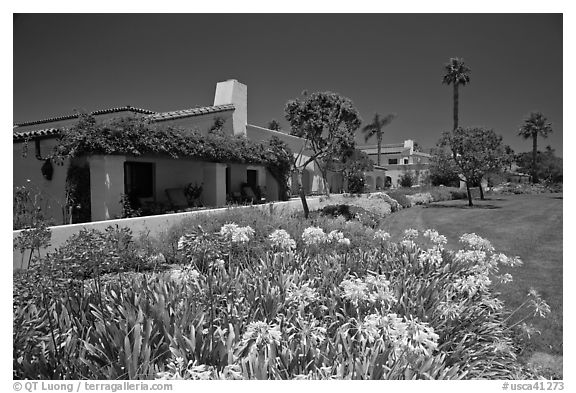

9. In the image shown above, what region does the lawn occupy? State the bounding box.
[380,193,563,362]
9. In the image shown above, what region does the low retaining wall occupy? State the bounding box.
[13,197,321,270]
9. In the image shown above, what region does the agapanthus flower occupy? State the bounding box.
[365,274,397,305]
[269,229,296,251]
[437,300,463,320]
[404,317,440,356]
[403,228,419,240]
[453,273,491,297]
[481,297,505,311]
[418,248,444,267]
[423,229,447,247]
[241,321,282,349]
[220,223,254,243]
[497,273,514,284]
[286,282,319,306]
[459,233,495,252]
[491,253,523,267]
[338,237,351,246]
[219,223,240,238]
[302,227,328,246]
[297,319,327,346]
[340,277,369,304]
[527,288,551,317]
[211,258,226,270]
[358,314,382,342]
[373,230,391,242]
[518,322,540,339]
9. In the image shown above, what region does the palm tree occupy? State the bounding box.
[361,113,395,166]
[518,112,553,183]
[442,57,471,130]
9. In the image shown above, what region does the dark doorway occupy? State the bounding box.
[124,162,155,207]
[226,166,231,195]
[247,169,258,189]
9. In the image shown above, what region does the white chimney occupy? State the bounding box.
[214,79,247,136]
[404,139,414,153]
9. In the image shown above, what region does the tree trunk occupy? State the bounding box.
[532,134,538,183]
[479,182,485,200]
[465,181,473,207]
[319,166,331,197]
[453,83,459,130]
[377,134,382,166]
[296,169,309,219]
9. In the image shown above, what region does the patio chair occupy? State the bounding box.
[165,188,189,211]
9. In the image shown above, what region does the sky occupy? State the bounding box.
[13,13,563,155]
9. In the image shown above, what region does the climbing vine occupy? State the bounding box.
[51,115,292,200]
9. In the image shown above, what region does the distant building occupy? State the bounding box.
[358,139,431,187]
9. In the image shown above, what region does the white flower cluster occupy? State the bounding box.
[268,229,296,251]
[286,282,319,306]
[301,226,328,246]
[459,233,495,252]
[340,274,396,306]
[403,228,419,240]
[490,253,523,268]
[359,313,439,356]
[240,321,282,349]
[418,247,444,267]
[327,230,351,246]
[527,288,551,317]
[373,229,391,242]
[296,318,327,346]
[453,273,492,297]
[340,277,369,304]
[301,227,350,247]
[219,223,255,243]
[423,229,447,247]
[437,300,464,320]
[177,234,195,251]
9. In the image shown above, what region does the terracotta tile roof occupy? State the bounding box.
[13,104,236,142]
[13,128,61,141]
[14,106,157,127]
[146,104,235,123]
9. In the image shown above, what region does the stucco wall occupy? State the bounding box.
[246,124,307,153]
[155,111,234,137]
[13,196,322,270]
[13,139,70,226]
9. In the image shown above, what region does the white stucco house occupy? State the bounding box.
[14,79,383,225]
[358,140,431,188]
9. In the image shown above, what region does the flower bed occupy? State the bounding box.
[14,211,548,379]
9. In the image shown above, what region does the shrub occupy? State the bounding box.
[367,192,402,212]
[406,192,434,205]
[346,173,365,194]
[385,191,412,208]
[319,204,383,228]
[449,189,469,200]
[399,172,414,188]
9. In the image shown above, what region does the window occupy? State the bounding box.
[403,158,409,165]
[247,169,258,188]
[388,158,398,165]
[124,162,155,206]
